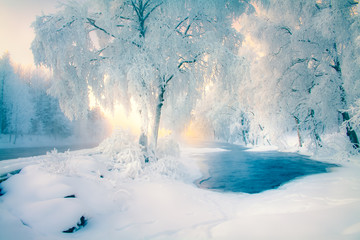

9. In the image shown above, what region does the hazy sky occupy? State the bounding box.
[0,0,59,66]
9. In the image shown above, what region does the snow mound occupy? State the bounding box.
[1,166,86,234]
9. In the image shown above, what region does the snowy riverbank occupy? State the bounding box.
[0,137,360,239]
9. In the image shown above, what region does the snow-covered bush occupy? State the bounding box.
[142,136,186,179]
[37,130,186,181]
[40,149,72,175]
[97,130,145,179]
[98,131,187,180]
[40,149,108,181]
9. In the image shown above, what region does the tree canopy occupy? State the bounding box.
[32,0,246,153]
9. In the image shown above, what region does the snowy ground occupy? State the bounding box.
[0,135,360,240]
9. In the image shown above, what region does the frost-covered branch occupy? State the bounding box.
[278,26,292,35]
[131,0,162,38]
[177,53,202,70]
[87,18,116,38]
[178,59,196,69]
[175,17,189,30]
[144,2,163,21]
[56,19,76,32]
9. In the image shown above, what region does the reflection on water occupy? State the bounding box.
[195,142,338,194]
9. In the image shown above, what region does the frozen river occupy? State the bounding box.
[195,142,338,194]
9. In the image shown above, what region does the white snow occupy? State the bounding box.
[1,137,360,240]
[245,145,279,152]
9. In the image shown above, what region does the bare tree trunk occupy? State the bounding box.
[139,131,149,162]
[294,116,302,147]
[138,106,150,162]
[153,86,165,148]
[330,43,359,149]
[242,130,248,145]
[307,109,323,148]
[0,74,5,134]
[152,75,173,149]
[342,111,359,149]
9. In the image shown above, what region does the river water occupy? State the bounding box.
[0,144,99,161]
[194,142,338,194]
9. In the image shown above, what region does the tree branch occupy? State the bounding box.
[178,53,202,70]
[175,17,189,29]
[279,26,292,35]
[143,0,151,10]
[165,75,174,84]
[184,22,192,36]
[144,2,163,21]
[56,19,76,32]
[87,18,116,38]
[131,0,141,17]
[178,59,196,69]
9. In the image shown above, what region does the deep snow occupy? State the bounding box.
[0,136,360,240]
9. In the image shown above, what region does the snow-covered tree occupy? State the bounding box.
[228,0,360,149]
[0,53,34,142]
[0,53,10,134]
[32,0,245,156]
[0,52,110,143]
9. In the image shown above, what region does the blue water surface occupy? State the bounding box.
[195,142,338,194]
[0,143,98,161]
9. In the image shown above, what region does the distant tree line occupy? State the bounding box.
[0,53,109,144]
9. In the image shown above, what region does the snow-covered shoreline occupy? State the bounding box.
[0,141,359,240]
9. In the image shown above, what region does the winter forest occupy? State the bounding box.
[1,0,360,239]
[1,0,360,153]
[0,53,110,145]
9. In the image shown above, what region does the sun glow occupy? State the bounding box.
[106,103,142,135]
[89,90,142,135]
[242,35,266,58]
[158,128,172,138]
[89,90,172,138]
[182,121,207,141]
[250,1,268,18]
[232,18,266,59]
